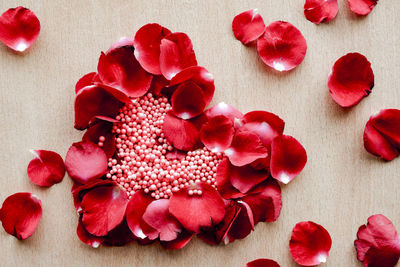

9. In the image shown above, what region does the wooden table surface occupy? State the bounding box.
[0,0,399,266]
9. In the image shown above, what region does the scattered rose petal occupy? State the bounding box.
[77,218,105,248]
[290,221,332,266]
[355,214,400,267]
[247,259,281,267]
[204,102,243,123]
[0,7,40,52]
[125,190,154,239]
[232,9,265,45]
[160,230,192,249]
[102,219,135,246]
[75,72,97,94]
[304,0,338,24]
[216,158,246,199]
[0,192,42,240]
[27,149,65,187]
[224,201,254,242]
[171,81,206,119]
[200,115,234,152]
[257,21,307,71]
[328,52,374,107]
[348,0,378,16]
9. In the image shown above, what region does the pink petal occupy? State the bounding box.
[75,72,97,94]
[0,192,42,240]
[257,21,307,71]
[200,115,234,152]
[0,7,40,52]
[328,52,374,107]
[171,81,206,119]
[160,230,193,250]
[247,259,280,267]
[348,0,378,16]
[232,9,266,45]
[125,190,154,239]
[304,0,338,24]
[77,218,105,248]
[27,150,65,187]
[289,221,332,266]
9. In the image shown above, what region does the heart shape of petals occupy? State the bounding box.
[65,141,108,184]
[247,259,280,267]
[328,52,374,107]
[0,7,40,52]
[232,9,266,45]
[304,0,338,24]
[270,135,307,184]
[27,150,65,187]
[363,109,400,161]
[171,81,206,119]
[355,214,400,267]
[0,192,42,240]
[200,115,235,152]
[257,21,307,72]
[348,0,378,16]
[289,221,332,266]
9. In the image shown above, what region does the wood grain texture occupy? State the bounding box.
[0,0,399,266]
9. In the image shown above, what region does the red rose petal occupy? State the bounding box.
[216,158,246,200]
[200,115,234,152]
[348,0,378,16]
[97,46,153,98]
[364,120,399,161]
[204,102,243,123]
[27,150,65,187]
[162,111,201,151]
[65,141,108,185]
[77,219,104,248]
[149,75,169,96]
[289,221,332,266]
[225,201,254,242]
[81,183,128,236]
[169,183,225,233]
[82,119,116,158]
[72,179,114,211]
[355,214,400,267]
[126,190,154,239]
[232,9,266,45]
[160,32,197,80]
[160,230,193,250]
[270,135,307,184]
[171,81,206,119]
[102,219,135,247]
[225,131,268,167]
[257,21,307,71]
[75,72,97,94]
[133,23,171,75]
[0,192,42,240]
[304,0,338,24]
[328,52,374,107]
[247,259,281,267]
[0,7,40,52]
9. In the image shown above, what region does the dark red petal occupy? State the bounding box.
[27,150,65,187]
[257,21,307,71]
[102,219,135,246]
[232,9,266,45]
[247,259,280,267]
[65,141,108,185]
[348,0,378,16]
[149,75,169,96]
[83,119,116,158]
[364,120,399,161]
[0,192,42,240]
[369,109,400,150]
[200,115,234,152]
[225,201,254,242]
[169,66,215,106]
[160,32,197,80]
[270,135,307,184]
[169,183,225,233]
[304,0,338,24]
[81,184,128,236]
[75,72,97,94]
[162,111,201,151]
[226,131,268,167]
[160,230,193,250]
[77,219,104,248]
[328,52,374,107]
[72,179,114,211]
[289,221,332,266]
[126,190,154,239]
[97,46,153,97]
[171,81,206,119]
[355,214,400,267]
[133,23,171,75]
[0,7,40,52]
[204,102,243,123]
[216,158,246,199]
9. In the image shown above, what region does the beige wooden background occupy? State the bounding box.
[0,0,399,266]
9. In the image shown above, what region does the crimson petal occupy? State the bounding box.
[83,119,116,158]
[77,218,104,248]
[160,230,193,250]
[75,72,97,94]
[216,158,246,199]
[102,219,135,247]
[348,0,378,16]
[72,179,114,211]
[200,115,234,152]
[224,201,254,242]
[204,102,243,123]
[171,81,206,119]
[304,0,338,24]
[232,9,265,45]
[247,259,281,267]
[27,150,65,187]
[126,190,154,239]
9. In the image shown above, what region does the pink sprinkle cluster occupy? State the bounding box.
[104,93,222,199]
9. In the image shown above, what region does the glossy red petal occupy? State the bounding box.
[171,81,206,119]
[160,32,197,80]
[133,23,171,75]
[160,230,193,250]
[204,102,243,123]
[270,135,307,184]
[27,150,65,187]
[0,7,40,52]
[97,46,153,97]
[102,219,135,246]
[348,0,378,16]
[289,221,332,266]
[364,120,399,161]
[225,131,268,167]
[304,0,338,24]
[81,184,128,236]
[162,111,201,151]
[232,9,266,45]
[65,141,108,185]
[126,190,154,239]
[225,201,254,242]
[149,75,169,96]
[328,53,374,107]
[247,258,281,267]
[77,219,104,248]
[169,183,225,233]
[83,118,115,157]
[72,179,114,211]
[257,21,307,71]
[75,72,97,94]
[200,115,234,152]
[216,158,246,199]
[355,214,400,267]
[0,192,42,240]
